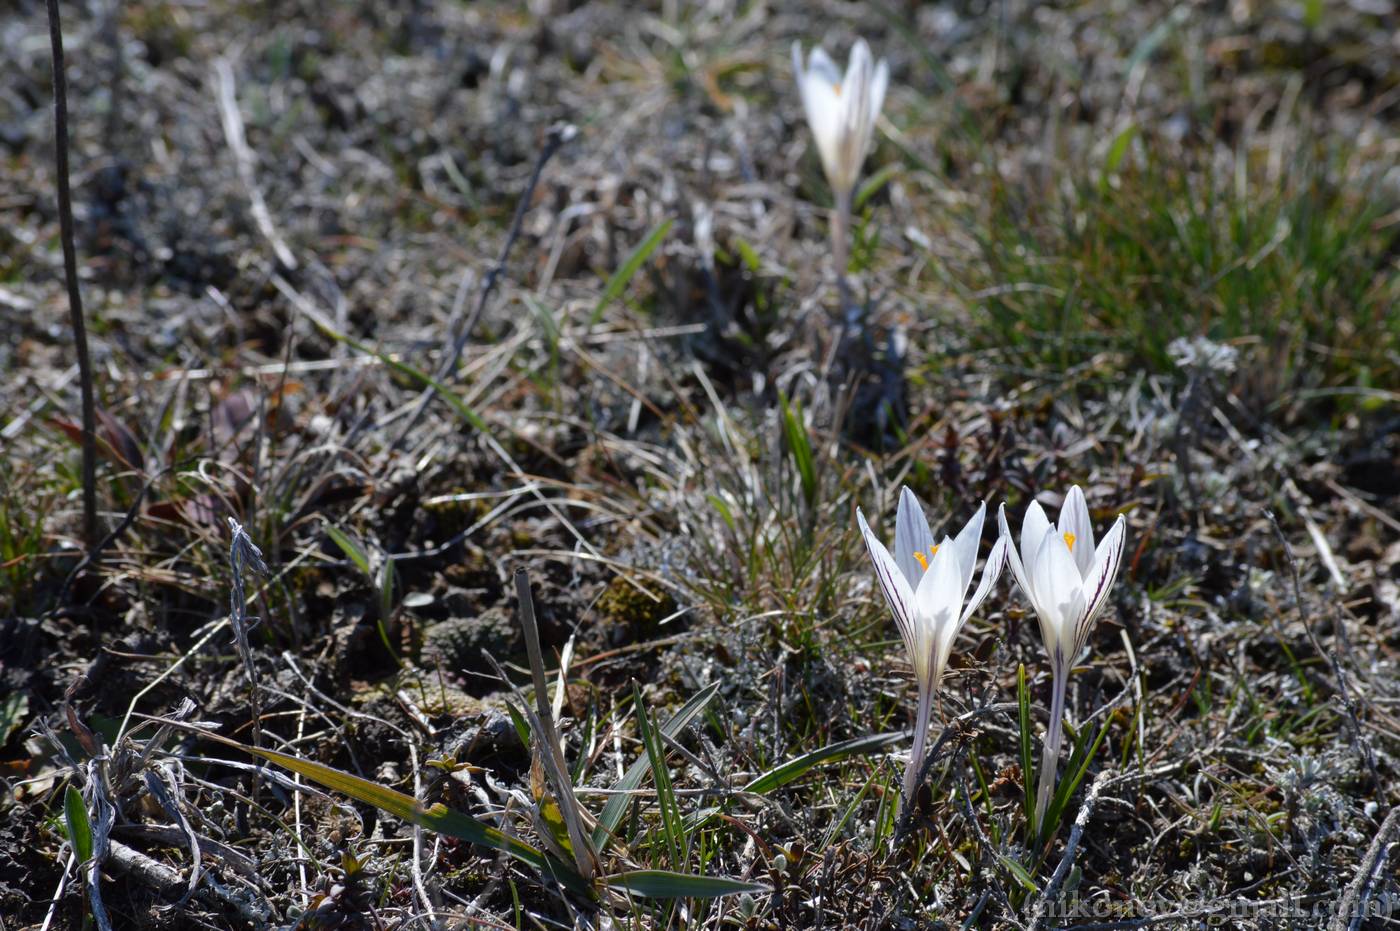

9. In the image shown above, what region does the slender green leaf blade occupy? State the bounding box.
[325,524,371,577]
[608,870,767,899]
[854,162,900,210]
[64,785,93,865]
[590,219,673,325]
[778,392,816,507]
[1039,712,1114,849]
[633,684,684,868]
[819,767,878,853]
[743,732,903,795]
[259,744,539,859]
[1018,663,1035,834]
[1103,123,1138,174]
[199,732,560,878]
[0,692,28,745]
[504,699,532,749]
[997,854,1039,893]
[594,682,720,847]
[733,236,762,274]
[525,294,561,351]
[1124,6,1188,76]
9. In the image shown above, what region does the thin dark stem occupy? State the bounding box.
[47,0,99,547]
[389,122,576,451]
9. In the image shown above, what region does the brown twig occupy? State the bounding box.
[46,0,99,547]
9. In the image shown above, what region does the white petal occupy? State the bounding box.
[960,534,1009,628]
[949,501,986,597]
[846,39,872,87]
[915,536,963,688]
[857,509,917,656]
[842,41,878,174]
[806,45,842,86]
[1031,528,1086,668]
[894,486,936,588]
[1073,514,1127,655]
[1020,500,1052,583]
[804,88,846,190]
[1091,512,1127,579]
[792,45,845,189]
[915,536,962,625]
[1058,485,1097,579]
[798,71,840,137]
[998,503,1035,607]
[868,56,889,124]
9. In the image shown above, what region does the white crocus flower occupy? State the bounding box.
[997,486,1127,830]
[857,488,1009,818]
[792,39,888,291]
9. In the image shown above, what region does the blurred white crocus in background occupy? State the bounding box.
[857,488,1008,819]
[998,487,1127,831]
[792,39,888,292]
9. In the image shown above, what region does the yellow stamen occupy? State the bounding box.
[912,544,939,570]
[833,82,842,96]
[1063,532,1077,552]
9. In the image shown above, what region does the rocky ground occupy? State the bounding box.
[2,0,1399,928]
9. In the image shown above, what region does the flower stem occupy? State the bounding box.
[832,186,852,309]
[901,681,934,820]
[1034,670,1068,836]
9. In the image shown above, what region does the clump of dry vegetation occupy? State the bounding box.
[2,0,1399,928]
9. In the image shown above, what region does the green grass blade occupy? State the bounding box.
[590,219,673,325]
[608,870,768,899]
[177,725,586,891]
[969,749,997,842]
[743,732,903,795]
[594,682,720,848]
[0,693,29,745]
[778,391,816,508]
[997,854,1038,894]
[1100,123,1139,193]
[1038,711,1115,850]
[854,163,900,211]
[818,767,878,853]
[250,743,542,863]
[870,764,896,851]
[1017,663,1035,836]
[1123,6,1188,76]
[525,294,561,353]
[632,683,684,869]
[324,524,370,577]
[64,785,93,864]
[504,700,532,749]
[732,236,762,273]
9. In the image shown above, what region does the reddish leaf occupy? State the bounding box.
[94,408,144,471]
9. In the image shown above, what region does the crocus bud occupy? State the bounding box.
[792,39,889,199]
